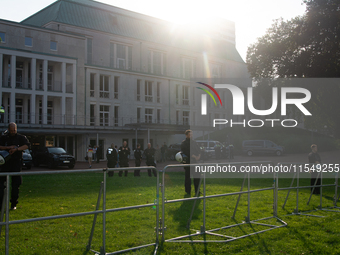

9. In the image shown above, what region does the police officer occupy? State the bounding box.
[134,143,142,177]
[107,143,117,177]
[0,122,30,210]
[144,143,157,177]
[118,141,130,177]
[0,105,4,123]
[181,130,201,196]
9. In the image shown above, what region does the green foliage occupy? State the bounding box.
[247,0,340,138]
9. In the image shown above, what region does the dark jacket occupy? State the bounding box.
[118,146,130,164]
[134,148,142,161]
[181,138,201,164]
[144,147,156,165]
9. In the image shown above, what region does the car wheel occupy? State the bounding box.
[275,150,282,156]
[47,160,54,169]
[68,164,75,169]
[247,150,253,156]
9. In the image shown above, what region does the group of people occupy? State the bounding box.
[86,145,101,168]
[102,141,160,177]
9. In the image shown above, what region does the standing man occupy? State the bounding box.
[134,144,142,177]
[106,143,117,177]
[93,145,97,162]
[0,122,30,210]
[181,130,201,196]
[144,143,157,177]
[118,141,130,177]
[96,145,101,163]
[308,144,321,194]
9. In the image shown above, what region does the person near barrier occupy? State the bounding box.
[87,145,93,168]
[107,143,117,177]
[181,130,201,196]
[134,144,142,177]
[96,145,101,163]
[0,122,30,210]
[144,143,157,177]
[118,141,130,177]
[308,144,321,194]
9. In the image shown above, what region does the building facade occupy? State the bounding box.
[0,0,250,160]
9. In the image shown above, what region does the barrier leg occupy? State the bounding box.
[334,174,339,207]
[246,172,250,222]
[307,172,321,205]
[5,175,10,255]
[282,173,296,209]
[319,172,323,209]
[100,170,107,255]
[0,182,7,236]
[186,176,203,229]
[86,182,104,251]
[232,173,247,219]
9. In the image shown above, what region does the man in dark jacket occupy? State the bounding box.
[181,130,201,196]
[118,141,130,177]
[107,143,117,177]
[134,144,142,177]
[308,144,321,194]
[144,143,157,177]
[0,122,30,210]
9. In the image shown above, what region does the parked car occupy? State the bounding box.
[33,147,75,169]
[242,140,284,156]
[196,140,225,158]
[22,149,32,169]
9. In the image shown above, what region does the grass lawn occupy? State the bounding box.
[0,169,340,254]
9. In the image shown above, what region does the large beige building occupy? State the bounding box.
[0,0,250,160]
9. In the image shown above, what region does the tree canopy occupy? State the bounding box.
[246,0,340,138]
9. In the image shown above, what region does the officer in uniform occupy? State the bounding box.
[134,143,142,177]
[143,143,157,177]
[0,105,4,123]
[181,130,201,196]
[106,143,117,177]
[118,141,130,177]
[0,122,30,210]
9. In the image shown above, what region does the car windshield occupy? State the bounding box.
[48,147,66,154]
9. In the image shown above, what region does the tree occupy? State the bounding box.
[246,0,340,138]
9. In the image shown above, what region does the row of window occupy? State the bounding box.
[0,32,57,51]
[86,38,222,78]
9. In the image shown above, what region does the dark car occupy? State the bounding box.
[33,147,75,169]
[166,143,181,160]
[22,149,32,169]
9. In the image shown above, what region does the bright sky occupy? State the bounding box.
[0,0,307,62]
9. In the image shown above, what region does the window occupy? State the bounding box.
[50,41,57,51]
[25,37,32,47]
[145,108,153,123]
[47,66,54,91]
[0,32,5,43]
[90,104,95,126]
[157,109,161,124]
[137,108,141,123]
[148,50,166,75]
[182,86,189,105]
[157,82,161,103]
[137,80,141,101]
[183,111,189,125]
[110,42,132,69]
[100,105,109,126]
[99,75,109,98]
[176,84,180,104]
[47,100,53,125]
[181,58,195,79]
[114,106,119,127]
[145,81,153,102]
[114,76,119,99]
[211,63,221,78]
[87,38,92,64]
[90,73,95,97]
[15,99,23,124]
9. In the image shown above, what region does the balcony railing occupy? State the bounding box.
[15,77,32,89]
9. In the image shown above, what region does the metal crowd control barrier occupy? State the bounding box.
[0,166,159,255]
[161,162,287,244]
[278,162,340,217]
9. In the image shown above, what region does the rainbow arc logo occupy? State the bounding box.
[196,82,222,115]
